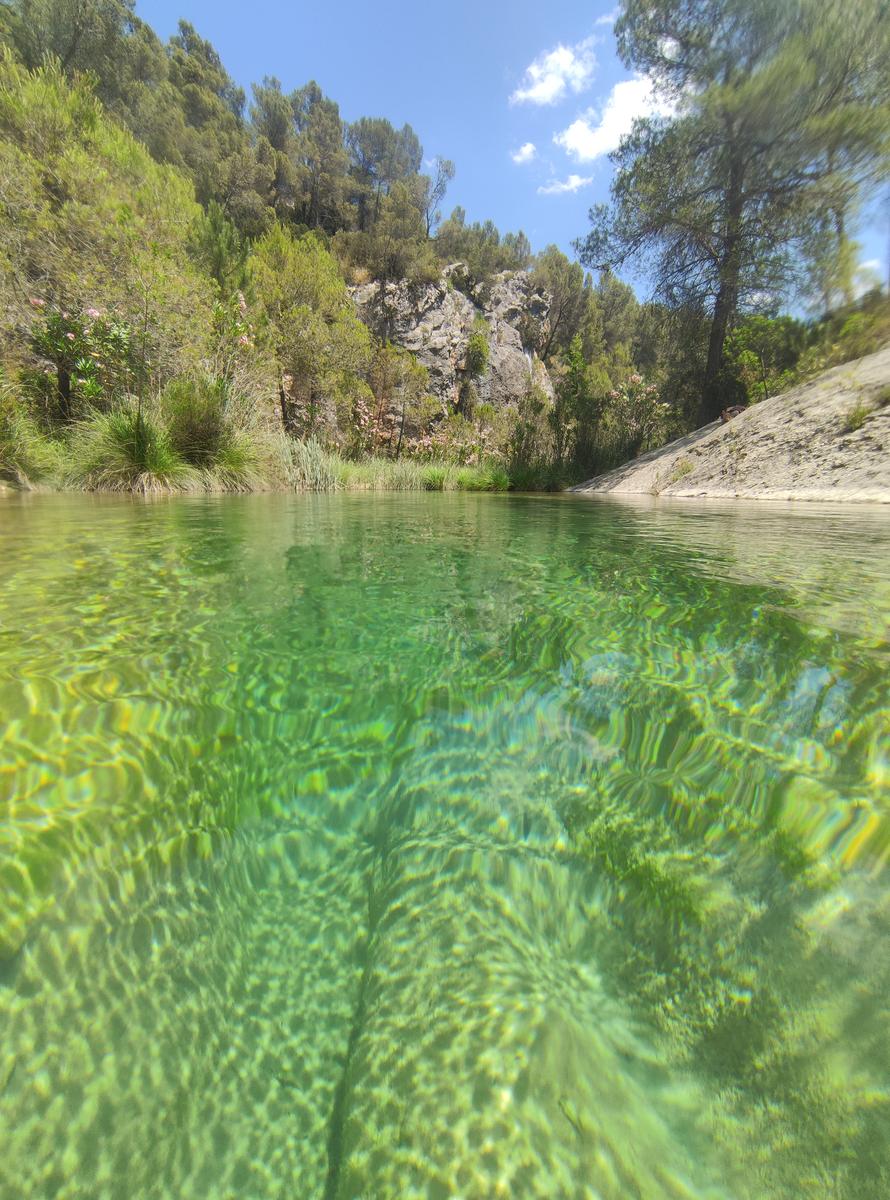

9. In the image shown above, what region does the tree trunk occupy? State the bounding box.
[57,367,72,423]
[700,286,734,423]
[278,380,289,431]
[699,153,745,425]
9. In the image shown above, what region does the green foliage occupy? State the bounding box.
[451,462,510,491]
[547,332,673,478]
[338,181,439,286]
[0,52,214,378]
[345,115,423,231]
[287,435,341,491]
[355,341,435,458]
[530,246,590,360]
[187,200,248,294]
[793,293,890,378]
[282,440,509,493]
[204,428,260,491]
[551,334,600,470]
[250,223,372,438]
[436,207,532,292]
[28,302,138,420]
[506,385,555,478]
[61,382,266,493]
[0,1,139,98]
[724,315,806,404]
[669,457,694,483]
[607,375,671,457]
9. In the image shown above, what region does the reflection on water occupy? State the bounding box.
[0,493,888,1199]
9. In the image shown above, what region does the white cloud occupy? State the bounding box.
[595,8,619,25]
[537,174,594,196]
[511,142,537,165]
[510,39,596,106]
[554,75,674,162]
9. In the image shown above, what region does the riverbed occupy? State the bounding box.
[1,493,888,1199]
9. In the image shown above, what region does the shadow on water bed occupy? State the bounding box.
[0,492,888,1198]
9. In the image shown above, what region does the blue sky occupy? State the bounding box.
[138,0,886,301]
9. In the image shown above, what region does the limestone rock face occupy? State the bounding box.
[350,265,553,411]
[571,344,890,503]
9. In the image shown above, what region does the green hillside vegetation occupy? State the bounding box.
[0,0,888,494]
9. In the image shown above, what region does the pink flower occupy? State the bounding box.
[238,334,250,346]
[86,307,101,319]
[237,292,247,313]
[630,373,642,385]
[29,297,46,309]
[65,332,76,341]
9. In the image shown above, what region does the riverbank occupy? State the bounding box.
[571,346,890,503]
[0,422,512,495]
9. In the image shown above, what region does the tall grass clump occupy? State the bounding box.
[288,437,342,491]
[66,406,198,494]
[281,442,512,493]
[205,430,262,491]
[160,375,268,490]
[335,456,426,491]
[328,454,511,492]
[159,375,231,464]
[451,462,510,491]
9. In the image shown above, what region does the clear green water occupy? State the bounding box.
[1,492,888,1200]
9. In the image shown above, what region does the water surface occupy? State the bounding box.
[1,493,888,1199]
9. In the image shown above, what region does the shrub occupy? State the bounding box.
[66,407,197,494]
[465,319,490,378]
[0,56,214,385]
[157,374,267,490]
[507,385,555,476]
[29,303,138,422]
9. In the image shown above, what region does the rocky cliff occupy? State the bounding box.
[350,266,554,412]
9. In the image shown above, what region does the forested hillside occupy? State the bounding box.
[0,0,888,494]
